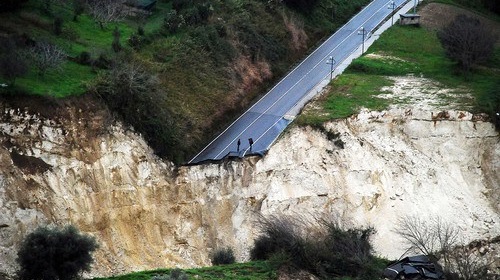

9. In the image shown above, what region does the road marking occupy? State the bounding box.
[189,0,407,164]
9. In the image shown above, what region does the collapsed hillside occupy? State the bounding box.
[1,1,499,278]
[0,80,498,277]
[0,0,372,163]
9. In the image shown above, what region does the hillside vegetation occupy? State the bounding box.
[297,0,500,126]
[0,0,371,163]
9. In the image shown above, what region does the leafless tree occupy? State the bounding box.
[86,0,124,29]
[26,42,66,76]
[395,215,494,279]
[449,246,491,280]
[437,14,497,73]
[395,215,458,258]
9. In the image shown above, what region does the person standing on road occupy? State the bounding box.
[237,139,241,151]
[248,138,253,151]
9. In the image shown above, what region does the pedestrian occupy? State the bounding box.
[237,139,241,151]
[248,138,253,150]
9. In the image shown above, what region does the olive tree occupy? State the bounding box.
[17,225,98,280]
[0,38,28,85]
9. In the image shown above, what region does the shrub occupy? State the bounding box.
[72,0,85,21]
[250,215,306,262]
[128,34,143,50]
[0,0,28,12]
[77,51,92,65]
[163,10,185,34]
[0,38,28,85]
[93,53,112,69]
[53,17,63,36]
[16,225,98,280]
[137,26,145,36]
[315,221,376,278]
[282,0,319,13]
[112,26,122,52]
[250,215,379,279]
[211,247,236,265]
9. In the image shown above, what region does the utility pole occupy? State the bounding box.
[413,0,417,14]
[388,1,396,25]
[358,27,368,54]
[326,56,336,80]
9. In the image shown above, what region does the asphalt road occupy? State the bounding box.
[189,0,410,164]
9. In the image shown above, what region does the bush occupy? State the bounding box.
[0,0,28,12]
[128,34,144,50]
[163,10,185,34]
[0,38,28,85]
[250,215,379,279]
[250,215,306,262]
[53,17,63,36]
[315,221,377,278]
[17,225,98,280]
[112,27,122,53]
[211,247,236,265]
[77,51,92,65]
[282,0,319,13]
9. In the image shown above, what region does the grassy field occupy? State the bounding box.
[92,261,280,280]
[0,1,146,96]
[297,17,500,126]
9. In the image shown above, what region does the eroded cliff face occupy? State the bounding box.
[0,95,499,277]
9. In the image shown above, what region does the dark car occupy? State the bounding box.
[383,255,445,279]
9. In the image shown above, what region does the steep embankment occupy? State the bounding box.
[0,85,498,277]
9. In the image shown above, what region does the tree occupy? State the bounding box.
[17,225,98,280]
[53,17,64,36]
[282,0,319,13]
[86,0,124,29]
[396,216,458,258]
[26,42,66,76]
[0,38,28,85]
[395,215,494,279]
[0,0,28,12]
[112,26,122,52]
[482,0,500,14]
[72,0,86,21]
[437,14,497,73]
[163,10,185,34]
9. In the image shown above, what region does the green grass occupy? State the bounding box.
[92,261,279,280]
[0,0,163,97]
[298,21,500,126]
[12,61,96,97]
